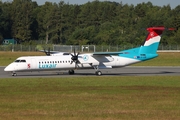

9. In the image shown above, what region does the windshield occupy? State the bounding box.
[20,60,26,62]
[14,59,26,63]
[14,60,20,62]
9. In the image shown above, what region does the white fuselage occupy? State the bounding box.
[4,53,140,72]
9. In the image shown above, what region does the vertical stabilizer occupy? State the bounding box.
[139,27,174,54]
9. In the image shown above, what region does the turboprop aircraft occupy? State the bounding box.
[4,26,174,76]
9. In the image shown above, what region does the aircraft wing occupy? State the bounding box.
[78,52,125,66]
[93,52,124,56]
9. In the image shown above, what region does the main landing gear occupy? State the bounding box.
[93,66,102,76]
[68,70,75,75]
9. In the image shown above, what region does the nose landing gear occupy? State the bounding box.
[12,72,17,76]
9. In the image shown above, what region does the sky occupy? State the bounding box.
[2,0,180,9]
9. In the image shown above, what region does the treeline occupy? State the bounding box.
[0,0,180,46]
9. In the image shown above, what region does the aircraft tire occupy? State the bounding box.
[12,73,17,76]
[68,70,75,75]
[96,71,102,76]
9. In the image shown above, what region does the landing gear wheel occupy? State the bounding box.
[12,73,17,76]
[68,70,75,75]
[96,71,102,76]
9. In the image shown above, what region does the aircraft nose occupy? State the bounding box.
[4,64,14,72]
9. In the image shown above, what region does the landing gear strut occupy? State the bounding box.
[93,66,102,76]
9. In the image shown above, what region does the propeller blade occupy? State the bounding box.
[74,48,76,56]
[77,52,80,56]
[43,47,51,56]
[44,49,48,56]
[46,47,50,56]
[70,47,80,68]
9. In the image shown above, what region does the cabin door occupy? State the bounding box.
[30,59,37,69]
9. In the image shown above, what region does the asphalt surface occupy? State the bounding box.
[0,66,180,78]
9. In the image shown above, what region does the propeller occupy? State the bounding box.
[44,47,51,56]
[70,48,80,68]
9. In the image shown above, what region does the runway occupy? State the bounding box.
[0,66,180,78]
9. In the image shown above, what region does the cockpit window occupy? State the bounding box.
[14,59,26,63]
[20,60,26,62]
[14,60,20,62]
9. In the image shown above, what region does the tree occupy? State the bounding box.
[36,2,55,44]
[0,1,12,43]
[10,0,34,42]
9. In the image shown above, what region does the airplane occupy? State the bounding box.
[4,26,174,76]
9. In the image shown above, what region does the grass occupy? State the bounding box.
[0,76,180,120]
[0,51,180,66]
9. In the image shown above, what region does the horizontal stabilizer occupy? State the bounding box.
[167,28,175,31]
